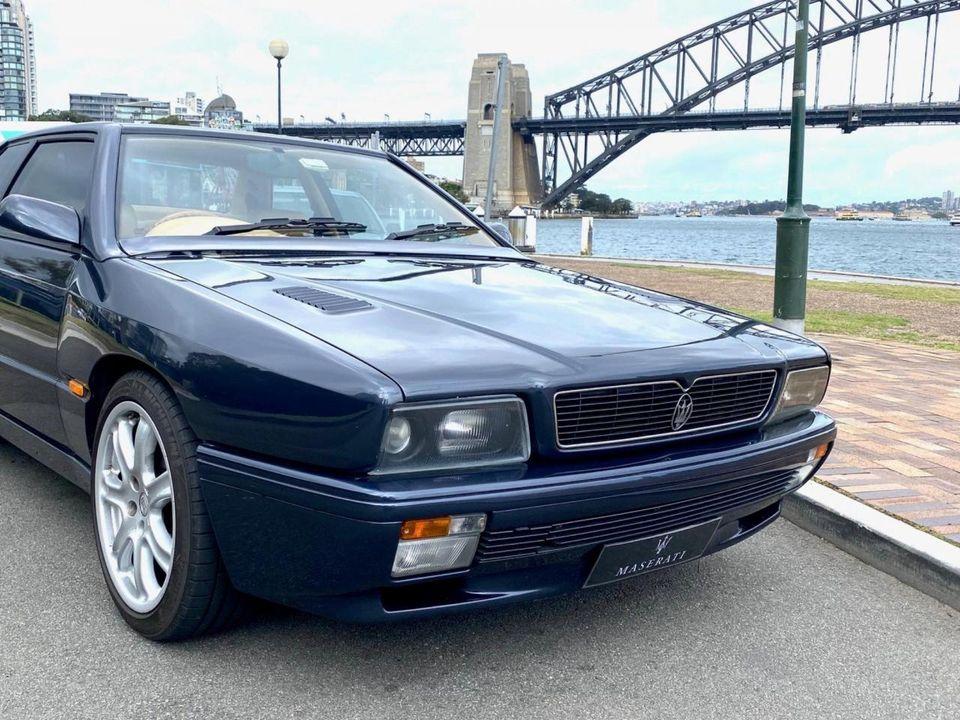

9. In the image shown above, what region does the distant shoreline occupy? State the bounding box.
[543,213,639,220]
[538,213,952,222]
[532,253,960,288]
[530,213,960,283]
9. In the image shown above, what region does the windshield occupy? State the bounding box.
[116,134,495,246]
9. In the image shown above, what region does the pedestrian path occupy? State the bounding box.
[813,335,960,544]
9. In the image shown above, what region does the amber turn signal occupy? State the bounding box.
[399,517,452,541]
[67,379,88,398]
[813,443,829,461]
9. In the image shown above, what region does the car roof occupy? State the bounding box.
[6,122,391,159]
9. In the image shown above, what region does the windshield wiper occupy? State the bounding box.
[206,217,367,237]
[385,222,479,242]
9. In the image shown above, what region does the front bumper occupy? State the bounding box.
[197,411,835,621]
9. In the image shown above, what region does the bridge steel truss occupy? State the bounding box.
[254,103,960,157]
[540,0,960,207]
[520,102,960,135]
[258,120,466,156]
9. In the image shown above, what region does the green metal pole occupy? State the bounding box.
[773,0,811,334]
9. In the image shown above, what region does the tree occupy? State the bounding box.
[570,186,634,215]
[28,108,93,123]
[150,115,190,126]
[577,189,613,214]
[439,180,468,203]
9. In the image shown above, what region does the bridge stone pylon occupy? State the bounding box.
[462,54,542,213]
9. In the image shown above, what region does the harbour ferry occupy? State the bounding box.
[950,214,960,226]
[835,209,863,221]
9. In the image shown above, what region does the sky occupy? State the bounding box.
[29,0,960,205]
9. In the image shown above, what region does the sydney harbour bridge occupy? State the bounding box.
[256,0,960,209]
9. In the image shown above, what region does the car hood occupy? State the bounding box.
[144,254,812,397]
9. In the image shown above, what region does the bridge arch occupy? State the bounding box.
[541,0,960,207]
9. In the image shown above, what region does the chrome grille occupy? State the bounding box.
[476,469,793,563]
[554,369,777,448]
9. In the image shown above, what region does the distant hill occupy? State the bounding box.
[718,200,822,216]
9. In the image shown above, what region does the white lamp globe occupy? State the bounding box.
[269,39,290,60]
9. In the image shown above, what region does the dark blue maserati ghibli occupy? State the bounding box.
[0,124,834,640]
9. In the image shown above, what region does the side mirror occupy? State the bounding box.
[488,221,513,244]
[0,194,81,247]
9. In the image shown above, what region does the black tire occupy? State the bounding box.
[91,370,245,640]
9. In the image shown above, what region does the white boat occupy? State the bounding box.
[950,214,960,226]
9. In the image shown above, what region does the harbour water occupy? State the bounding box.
[535,216,960,283]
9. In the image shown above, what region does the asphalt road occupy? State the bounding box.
[1,441,958,720]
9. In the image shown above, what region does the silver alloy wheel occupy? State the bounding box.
[94,401,175,614]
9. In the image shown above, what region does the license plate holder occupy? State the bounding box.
[583,518,721,588]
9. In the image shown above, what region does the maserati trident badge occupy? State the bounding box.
[656,534,673,555]
[671,393,694,431]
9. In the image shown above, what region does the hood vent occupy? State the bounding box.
[274,286,373,315]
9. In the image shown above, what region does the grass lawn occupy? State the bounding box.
[543,258,960,352]
[730,307,960,351]
[806,279,960,305]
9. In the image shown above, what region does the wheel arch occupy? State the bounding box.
[85,353,180,454]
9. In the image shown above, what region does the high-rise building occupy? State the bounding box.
[174,91,204,126]
[0,0,37,120]
[943,190,956,212]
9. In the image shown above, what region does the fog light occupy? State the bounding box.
[392,513,486,577]
[792,443,831,488]
[392,535,480,577]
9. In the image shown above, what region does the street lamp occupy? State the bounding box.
[268,38,289,134]
[772,0,810,334]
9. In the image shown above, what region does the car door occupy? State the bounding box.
[0,136,94,444]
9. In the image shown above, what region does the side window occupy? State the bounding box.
[10,141,95,213]
[0,142,31,196]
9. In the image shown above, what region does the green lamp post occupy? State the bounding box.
[773,0,811,334]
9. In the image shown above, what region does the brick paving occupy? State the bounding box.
[812,335,960,544]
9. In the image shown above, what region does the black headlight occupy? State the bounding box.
[372,396,530,475]
[769,365,830,423]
